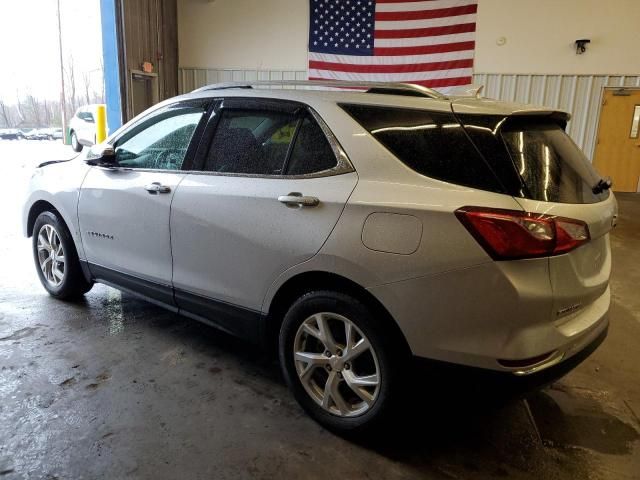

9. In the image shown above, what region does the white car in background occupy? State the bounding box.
[23,81,616,434]
[69,105,101,152]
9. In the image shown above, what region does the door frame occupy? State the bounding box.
[592,86,640,191]
[592,87,640,160]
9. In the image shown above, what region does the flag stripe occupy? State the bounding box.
[309,75,473,89]
[374,40,474,56]
[309,49,473,64]
[309,67,473,82]
[376,0,451,3]
[375,31,474,47]
[377,1,477,13]
[375,4,476,21]
[309,58,473,74]
[375,14,477,30]
[375,23,475,39]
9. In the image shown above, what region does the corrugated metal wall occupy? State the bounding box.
[179,68,308,93]
[179,68,640,160]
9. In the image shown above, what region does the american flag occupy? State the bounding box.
[308,0,477,91]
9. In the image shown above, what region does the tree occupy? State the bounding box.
[15,91,25,125]
[43,99,52,126]
[82,72,92,105]
[26,94,42,126]
[0,100,15,128]
[65,54,77,118]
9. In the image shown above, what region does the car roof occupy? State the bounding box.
[177,81,570,119]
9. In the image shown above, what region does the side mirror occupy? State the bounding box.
[85,144,117,167]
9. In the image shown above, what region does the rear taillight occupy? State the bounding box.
[455,206,590,260]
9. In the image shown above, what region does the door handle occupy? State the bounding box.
[278,192,320,208]
[145,182,171,194]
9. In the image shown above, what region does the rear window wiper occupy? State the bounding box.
[592,177,612,194]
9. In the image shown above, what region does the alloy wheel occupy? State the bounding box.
[37,224,66,287]
[293,312,380,417]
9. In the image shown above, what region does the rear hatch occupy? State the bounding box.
[452,102,617,324]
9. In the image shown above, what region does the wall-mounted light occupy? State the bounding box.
[575,39,591,55]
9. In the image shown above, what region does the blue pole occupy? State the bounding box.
[100,0,123,134]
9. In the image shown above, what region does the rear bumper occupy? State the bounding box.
[368,260,610,372]
[504,309,609,376]
[412,321,608,397]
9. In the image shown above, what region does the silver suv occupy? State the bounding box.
[23,81,615,433]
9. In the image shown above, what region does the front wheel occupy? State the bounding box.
[279,291,404,434]
[70,131,83,152]
[32,211,93,299]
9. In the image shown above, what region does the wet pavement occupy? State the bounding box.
[0,140,639,479]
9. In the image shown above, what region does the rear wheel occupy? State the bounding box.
[32,211,93,299]
[279,291,404,434]
[70,131,82,152]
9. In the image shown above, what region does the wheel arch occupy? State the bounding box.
[27,200,61,238]
[263,270,411,356]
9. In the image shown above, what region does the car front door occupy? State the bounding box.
[78,99,209,305]
[170,98,357,337]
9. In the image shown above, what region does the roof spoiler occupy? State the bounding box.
[510,109,571,124]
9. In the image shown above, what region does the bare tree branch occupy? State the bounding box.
[0,100,14,128]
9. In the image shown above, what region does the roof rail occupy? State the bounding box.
[191,80,446,99]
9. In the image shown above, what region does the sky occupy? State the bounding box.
[0,0,103,102]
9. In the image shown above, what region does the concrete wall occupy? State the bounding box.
[475,0,640,75]
[178,0,308,70]
[177,0,640,75]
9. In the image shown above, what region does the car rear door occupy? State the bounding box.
[170,98,357,335]
[78,99,209,305]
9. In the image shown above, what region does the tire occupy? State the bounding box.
[279,291,406,435]
[70,131,83,152]
[32,211,93,299]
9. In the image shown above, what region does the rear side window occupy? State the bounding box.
[286,116,337,175]
[340,104,505,193]
[204,109,297,175]
[500,120,608,204]
[203,107,338,176]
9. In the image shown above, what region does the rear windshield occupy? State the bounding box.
[340,104,505,193]
[500,119,608,204]
[342,104,608,204]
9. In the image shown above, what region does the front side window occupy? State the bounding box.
[114,105,205,170]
